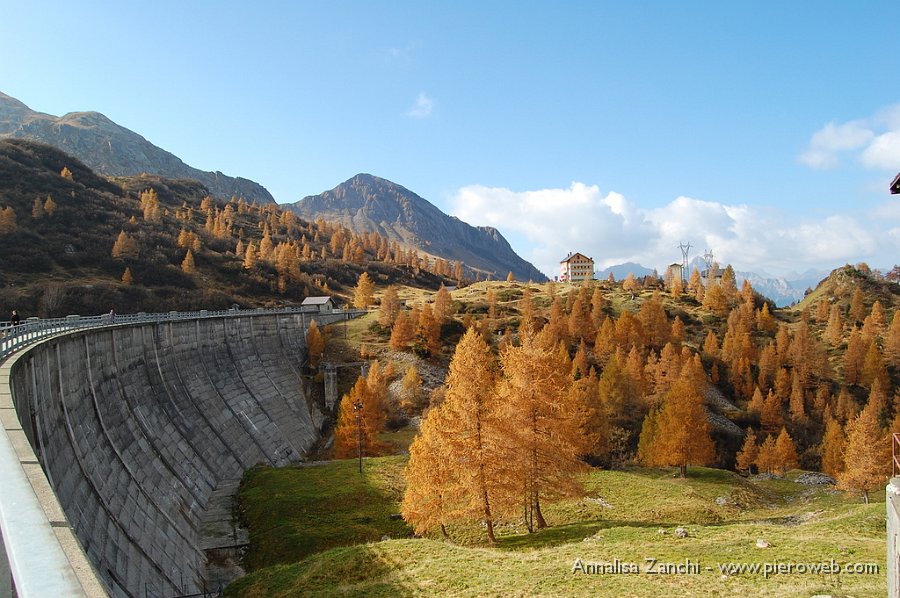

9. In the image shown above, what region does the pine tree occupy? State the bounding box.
[839,401,889,503]
[353,272,375,309]
[760,389,783,434]
[121,267,133,285]
[506,271,515,282]
[735,429,759,474]
[306,320,325,368]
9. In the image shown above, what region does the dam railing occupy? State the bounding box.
[0,305,364,597]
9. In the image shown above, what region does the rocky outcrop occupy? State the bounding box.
[0,91,274,204]
[292,173,547,282]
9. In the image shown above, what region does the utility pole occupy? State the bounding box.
[353,400,363,473]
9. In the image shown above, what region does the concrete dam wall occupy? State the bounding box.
[5,311,349,596]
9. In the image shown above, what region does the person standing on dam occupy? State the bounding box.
[10,310,20,326]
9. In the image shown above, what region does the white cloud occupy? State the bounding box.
[407,92,434,118]
[448,184,889,278]
[798,104,900,170]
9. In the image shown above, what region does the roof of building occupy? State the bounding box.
[560,252,593,263]
[301,296,333,305]
[891,172,900,194]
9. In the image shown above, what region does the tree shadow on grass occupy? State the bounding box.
[496,518,666,551]
[225,543,417,598]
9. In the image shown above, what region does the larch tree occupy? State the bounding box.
[399,366,425,413]
[426,328,506,543]
[378,285,401,327]
[389,311,416,351]
[243,243,258,269]
[416,303,441,356]
[181,249,196,274]
[32,196,45,219]
[773,427,800,474]
[401,404,457,537]
[332,375,387,460]
[756,435,777,474]
[121,267,134,285]
[735,429,759,474]
[820,415,846,477]
[506,271,515,282]
[643,358,716,476]
[839,401,889,503]
[622,272,638,293]
[306,319,325,369]
[496,328,585,531]
[434,284,453,325]
[825,304,844,347]
[111,230,138,260]
[887,310,900,368]
[43,195,57,217]
[849,288,867,324]
[353,272,375,309]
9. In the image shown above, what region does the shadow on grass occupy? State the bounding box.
[225,544,417,598]
[496,518,666,551]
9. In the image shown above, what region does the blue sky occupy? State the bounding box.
[2,1,898,278]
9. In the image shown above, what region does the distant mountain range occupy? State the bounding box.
[596,258,830,307]
[0,91,274,204]
[292,174,547,282]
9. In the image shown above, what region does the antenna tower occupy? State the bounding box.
[678,242,692,281]
[702,249,715,285]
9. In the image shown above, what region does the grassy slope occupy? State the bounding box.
[228,457,885,597]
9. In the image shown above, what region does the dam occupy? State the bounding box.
[0,308,357,596]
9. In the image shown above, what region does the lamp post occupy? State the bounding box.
[353,400,363,473]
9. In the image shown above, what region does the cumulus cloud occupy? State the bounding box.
[448,183,887,278]
[798,104,900,170]
[407,92,434,118]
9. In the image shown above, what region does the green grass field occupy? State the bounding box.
[227,457,886,597]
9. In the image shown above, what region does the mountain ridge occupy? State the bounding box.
[292,173,547,282]
[0,91,275,205]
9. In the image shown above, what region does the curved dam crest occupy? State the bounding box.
[4,311,352,596]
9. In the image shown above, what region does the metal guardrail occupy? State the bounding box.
[0,305,363,364]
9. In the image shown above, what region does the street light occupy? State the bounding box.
[353,400,363,473]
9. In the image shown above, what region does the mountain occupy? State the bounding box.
[0,139,453,318]
[291,173,547,282]
[595,262,656,281]
[0,91,274,204]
